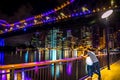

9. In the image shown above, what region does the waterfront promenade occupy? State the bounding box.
[85,60,120,80]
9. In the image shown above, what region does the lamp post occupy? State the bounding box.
[101,9,113,70]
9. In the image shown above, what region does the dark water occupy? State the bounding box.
[0,50,49,65]
[0,49,77,65]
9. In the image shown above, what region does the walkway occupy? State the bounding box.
[86,60,120,80]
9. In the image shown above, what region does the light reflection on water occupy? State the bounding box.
[34,51,37,62]
[2,70,7,80]
[0,52,4,65]
[66,63,72,75]
[0,49,77,65]
[22,71,25,80]
[0,70,10,80]
[51,64,63,78]
[50,49,57,61]
[38,50,41,61]
[25,51,29,63]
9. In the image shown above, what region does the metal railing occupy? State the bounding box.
[0,52,120,80]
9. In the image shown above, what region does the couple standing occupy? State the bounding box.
[84,48,101,80]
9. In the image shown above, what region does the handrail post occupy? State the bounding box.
[54,63,57,80]
[10,68,14,80]
[76,60,78,80]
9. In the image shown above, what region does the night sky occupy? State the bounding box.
[0,0,119,20]
[0,0,59,16]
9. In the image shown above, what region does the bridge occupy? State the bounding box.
[0,0,119,36]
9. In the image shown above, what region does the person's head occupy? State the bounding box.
[83,48,93,56]
[87,48,95,52]
[84,50,88,56]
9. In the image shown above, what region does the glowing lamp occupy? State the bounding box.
[46,16,50,20]
[67,1,70,4]
[10,24,14,26]
[115,5,117,8]
[5,29,8,31]
[103,8,106,10]
[16,25,19,28]
[34,20,37,23]
[101,10,113,19]
[20,20,25,23]
[24,23,27,25]
[60,12,65,16]
[10,27,13,30]
[93,10,96,12]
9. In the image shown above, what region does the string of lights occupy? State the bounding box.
[0,3,118,34]
[0,0,74,27]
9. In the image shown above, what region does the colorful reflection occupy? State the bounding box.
[2,70,7,80]
[20,50,22,57]
[30,53,34,62]
[22,70,25,80]
[21,70,32,80]
[0,70,10,80]
[73,49,77,58]
[34,51,37,62]
[51,65,54,77]
[57,50,62,59]
[6,69,10,80]
[45,49,49,60]
[56,65,60,77]
[51,64,63,78]
[59,63,63,73]
[35,66,39,73]
[50,49,56,60]
[66,62,72,75]
[64,49,69,58]
[0,38,4,47]
[14,72,17,80]
[0,51,4,65]
[25,51,29,63]
[38,50,41,61]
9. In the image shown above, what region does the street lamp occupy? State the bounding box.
[101,9,113,70]
[101,10,113,19]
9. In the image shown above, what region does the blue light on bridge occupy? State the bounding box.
[23,28,27,32]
